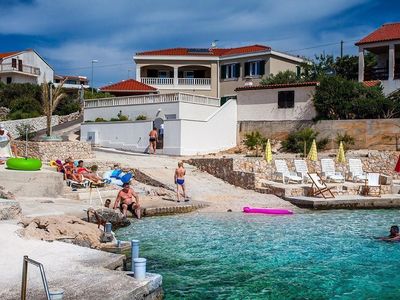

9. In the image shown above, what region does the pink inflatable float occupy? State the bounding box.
[243,206,293,215]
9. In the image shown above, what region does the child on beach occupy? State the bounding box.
[174,161,188,203]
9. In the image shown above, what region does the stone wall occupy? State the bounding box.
[13,140,93,161]
[238,118,400,151]
[186,158,256,189]
[59,111,82,124]
[2,116,59,138]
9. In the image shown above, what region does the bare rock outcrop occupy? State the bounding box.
[19,215,103,249]
[0,200,21,220]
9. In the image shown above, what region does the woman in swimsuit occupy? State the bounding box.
[113,182,141,219]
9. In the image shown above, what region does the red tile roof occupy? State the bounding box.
[100,79,157,92]
[0,51,20,59]
[356,23,400,45]
[235,81,319,91]
[362,80,381,87]
[136,44,271,57]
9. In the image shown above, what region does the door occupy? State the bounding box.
[153,118,164,149]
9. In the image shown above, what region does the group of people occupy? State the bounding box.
[58,158,103,184]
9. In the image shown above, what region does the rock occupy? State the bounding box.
[0,200,21,220]
[19,215,103,249]
[86,208,131,230]
[0,185,15,200]
[0,107,10,120]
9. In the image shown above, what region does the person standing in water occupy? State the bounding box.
[174,161,188,202]
[148,127,158,154]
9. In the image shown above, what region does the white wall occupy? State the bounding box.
[81,121,152,152]
[0,50,53,85]
[381,79,400,95]
[175,100,237,155]
[237,86,316,121]
[178,102,218,120]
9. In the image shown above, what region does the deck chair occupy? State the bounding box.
[294,160,310,183]
[348,159,367,182]
[320,159,345,183]
[363,173,381,197]
[308,173,335,199]
[274,159,303,184]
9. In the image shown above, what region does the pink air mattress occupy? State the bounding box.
[243,206,293,215]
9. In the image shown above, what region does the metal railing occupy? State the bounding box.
[364,67,388,80]
[141,77,174,85]
[84,92,220,108]
[21,256,51,300]
[0,63,40,76]
[178,78,211,85]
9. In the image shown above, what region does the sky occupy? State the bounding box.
[0,0,398,87]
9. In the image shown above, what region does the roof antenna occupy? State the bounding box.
[211,40,219,49]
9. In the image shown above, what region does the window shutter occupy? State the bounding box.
[12,58,17,68]
[221,65,226,79]
[235,63,241,78]
[259,60,265,75]
[244,62,250,76]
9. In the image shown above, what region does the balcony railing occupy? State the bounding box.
[178,78,211,85]
[364,67,388,81]
[141,77,211,86]
[395,65,400,80]
[84,92,220,108]
[141,77,174,85]
[0,63,40,76]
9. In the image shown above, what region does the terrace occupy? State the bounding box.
[0,62,40,76]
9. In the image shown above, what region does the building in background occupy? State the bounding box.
[134,44,304,102]
[99,79,158,97]
[356,22,400,95]
[53,74,89,90]
[0,49,53,85]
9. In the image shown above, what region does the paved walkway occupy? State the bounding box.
[92,148,297,212]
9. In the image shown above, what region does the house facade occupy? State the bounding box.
[133,45,304,101]
[356,22,400,95]
[0,49,53,85]
[54,74,89,90]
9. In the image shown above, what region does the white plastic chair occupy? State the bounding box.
[348,158,367,182]
[294,160,310,183]
[320,159,345,183]
[274,160,303,184]
[364,172,381,197]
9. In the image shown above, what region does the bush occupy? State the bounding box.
[336,132,355,147]
[110,118,119,121]
[118,114,129,121]
[136,115,147,121]
[0,83,41,108]
[15,123,36,141]
[243,131,267,157]
[8,95,42,120]
[95,117,107,122]
[54,97,81,115]
[260,70,302,85]
[282,128,328,155]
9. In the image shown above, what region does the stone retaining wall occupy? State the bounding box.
[2,116,59,138]
[186,158,256,189]
[59,111,81,124]
[13,140,93,161]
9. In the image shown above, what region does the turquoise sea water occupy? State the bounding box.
[116,211,400,300]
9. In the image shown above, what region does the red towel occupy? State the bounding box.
[395,155,400,173]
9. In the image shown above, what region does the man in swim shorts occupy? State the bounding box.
[174,161,188,203]
[113,182,141,219]
[148,127,158,154]
[378,225,400,241]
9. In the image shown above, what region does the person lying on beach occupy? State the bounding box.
[76,160,102,183]
[113,182,141,219]
[174,161,188,203]
[376,225,400,242]
[64,158,83,183]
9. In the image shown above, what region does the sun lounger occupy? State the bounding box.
[308,173,335,198]
[348,158,367,182]
[320,159,345,183]
[362,172,381,197]
[294,160,310,183]
[274,159,303,184]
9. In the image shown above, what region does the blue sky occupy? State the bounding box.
[0,0,398,87]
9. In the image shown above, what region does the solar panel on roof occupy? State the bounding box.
[187,48,210,53]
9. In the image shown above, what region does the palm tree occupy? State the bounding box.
[41,79,66,137]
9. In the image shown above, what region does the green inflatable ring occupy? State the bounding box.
[6,158,42,171]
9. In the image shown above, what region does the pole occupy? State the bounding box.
[21,256,28,300]
[340,40,344,58]
[91,61,94,95]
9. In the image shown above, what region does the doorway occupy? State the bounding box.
[153,117,164,149]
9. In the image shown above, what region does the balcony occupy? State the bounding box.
[0,63,40,76]
[141,77,211,89]
[141,77,174,86]
[364,67,388,81]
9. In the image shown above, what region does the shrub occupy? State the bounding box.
[243,131,267,157]
[54,97,81,115]
[8,95,42,120]
[260,70,302,85]
[15,123,36,141]
[136,115,147,121]
[336,132,355,147]
[282,128,327,156]
[110,118,119,122]
[95,117,107,122]
[118,115,129,121]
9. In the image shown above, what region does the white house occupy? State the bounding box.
[0,49,54,85]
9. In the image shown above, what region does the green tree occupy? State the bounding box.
[8,95,42,120]
[243,131,267,157]
[260,70,302,85]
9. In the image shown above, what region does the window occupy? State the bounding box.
[278,91,295,108]
[296,66,301,77]
[221,63,240,79]
[184,71,194,78]
[11,58,17,68]
[158,70,169,78]
[6,77,12,84]
[244,60,265,77]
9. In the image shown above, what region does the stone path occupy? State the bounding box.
[92,148,297,212]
